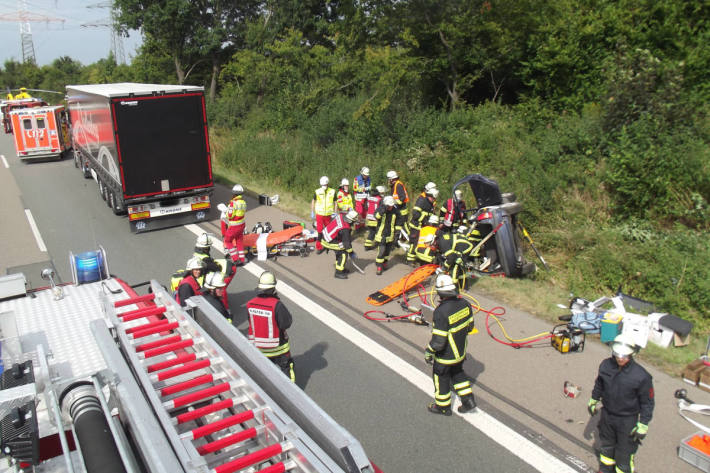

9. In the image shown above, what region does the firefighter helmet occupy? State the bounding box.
[428,214,439,225]
[341,178,349,187]
[383,196,395,207]
[204,272,226,289]
[386,170,398,180]
[186,256,205,271]
[320,176,329,186]
[258,271,277,291]
[345,209,359,223]
[360,167,370,176]
[232,184,244,195]
[196,233,213,249]
[456,225,469,234]
[454,189,463,199]
[611,333,636,358]
[429,188,439,199]
[435,274,458,297]
[375,185,386,195]
[424,182,437,193]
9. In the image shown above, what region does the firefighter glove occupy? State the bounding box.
[424,349,435,365]
[630,422,648,442]
[587,398,599,416]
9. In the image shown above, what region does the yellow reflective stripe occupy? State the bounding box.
[435,393,451,401]
[260,342,290,357]
[450,317,473,333]
[457,387,473,396]
[448,307,471,325]
[453,381,470,390]
[599,454,616,466]
[432,328,448,337]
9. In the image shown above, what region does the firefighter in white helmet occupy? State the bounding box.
[363,185,386,249]
[193,232,236,312]
[246,271,295,382]
[406,186,439,264]
[373,195,403,275]
[224,184,247,265]
[441,189,467,230]
[424,274,477,416]
[321,209,359,279]
[311,176,337,254]
[588,333,654,473]
[175,257,205,306]
[352,167,371,229]
[386,170,409,224]
[202,272,231,320]
[336,178,354,213]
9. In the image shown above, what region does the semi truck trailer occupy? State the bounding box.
[66,83,214,232]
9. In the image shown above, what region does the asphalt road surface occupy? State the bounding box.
[1,131,705,473]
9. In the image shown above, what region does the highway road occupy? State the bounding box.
[1,131,704,473]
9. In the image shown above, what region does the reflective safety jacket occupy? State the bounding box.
[170,270,205,292]
[427,296,474,365]
[416,225,439,250]
[193,249,223,274]
[175,275,203,306]
[437,233,473,268]
[247,293,293,357]
[441,197,467,227]
[336,187,354,212]
[365,194,382,227]
[592,357,654,424]
[227,196,247,227]
[314,187,336,215]
[374,204,402,243]
[321,213,353,251]
[409,193,435,231]
[390,179,409,209]
[353,174,371,201]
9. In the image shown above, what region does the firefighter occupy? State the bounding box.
[336,178,354,213]
[353,167,371,229]
[247,271,296,382]
[386,170,409,224]
[588,334,654,473]
[406,187,439,264]
[437,225,474,286]
[5,92,13,100]
[175,257,205,306]
[14,87,31,99]
[202,272,231,321]
[425,274,477,416]
[224,184,247,265]
[321,209,359,279]
[414,215,441,264]
[193,232,236,312]
[311,176,337,254]
[374,196,403,275]
[441,189,467,230]
[363,185,385,250]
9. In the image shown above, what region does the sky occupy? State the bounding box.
[0,0,142,66]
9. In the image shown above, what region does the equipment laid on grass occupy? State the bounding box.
[0,248,379,473]
[66,83,214,232]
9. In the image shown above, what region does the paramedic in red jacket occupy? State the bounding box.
[176,257,205,306]
[247,271,295,382]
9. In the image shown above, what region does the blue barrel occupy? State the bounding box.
[74,250,106,284]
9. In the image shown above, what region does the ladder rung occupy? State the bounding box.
[114,293,155,307]
[119,305,167,322]
[135,335,183,352]
[147,353,196,373]
[212,443,285,473]
[176,398,235,424]
[161,374,215,396]
[153,359,211,382]
[166,382,231,409]
[196,426,258,455]
[141,339,195,359]
[127,320,177,336]
[188,410,255,440]
[255,462,287,473]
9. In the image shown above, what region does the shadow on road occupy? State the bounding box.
[295,341,329,389]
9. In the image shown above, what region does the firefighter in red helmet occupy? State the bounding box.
[246,271,295,382]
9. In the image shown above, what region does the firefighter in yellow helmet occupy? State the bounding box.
[14,87,31,99]
[424,274,477,416]
[246,271,296,382]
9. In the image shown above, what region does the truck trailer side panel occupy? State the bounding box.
[112,92,212,198]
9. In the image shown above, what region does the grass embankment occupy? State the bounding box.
[208,109,709,379]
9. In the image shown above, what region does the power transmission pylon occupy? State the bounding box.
[0,1,66,63]
[84,1,126,64]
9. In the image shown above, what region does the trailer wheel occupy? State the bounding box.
[98,180,107,201]
[109,191,126,215]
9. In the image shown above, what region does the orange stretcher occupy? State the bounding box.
[243,224,304,249]
[367,264,439,306]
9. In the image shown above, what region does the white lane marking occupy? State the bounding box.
[184,223,577,473]
[25,209,47,252]
[1,155,8,168]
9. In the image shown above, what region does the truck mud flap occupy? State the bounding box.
[492,210,524,277]
[130,210,209,233]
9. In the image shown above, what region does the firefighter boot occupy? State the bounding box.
[334,270,348,280]
[427,402,452,416]
[458,395,477,414]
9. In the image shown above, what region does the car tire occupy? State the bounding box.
[493,212,523,277]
